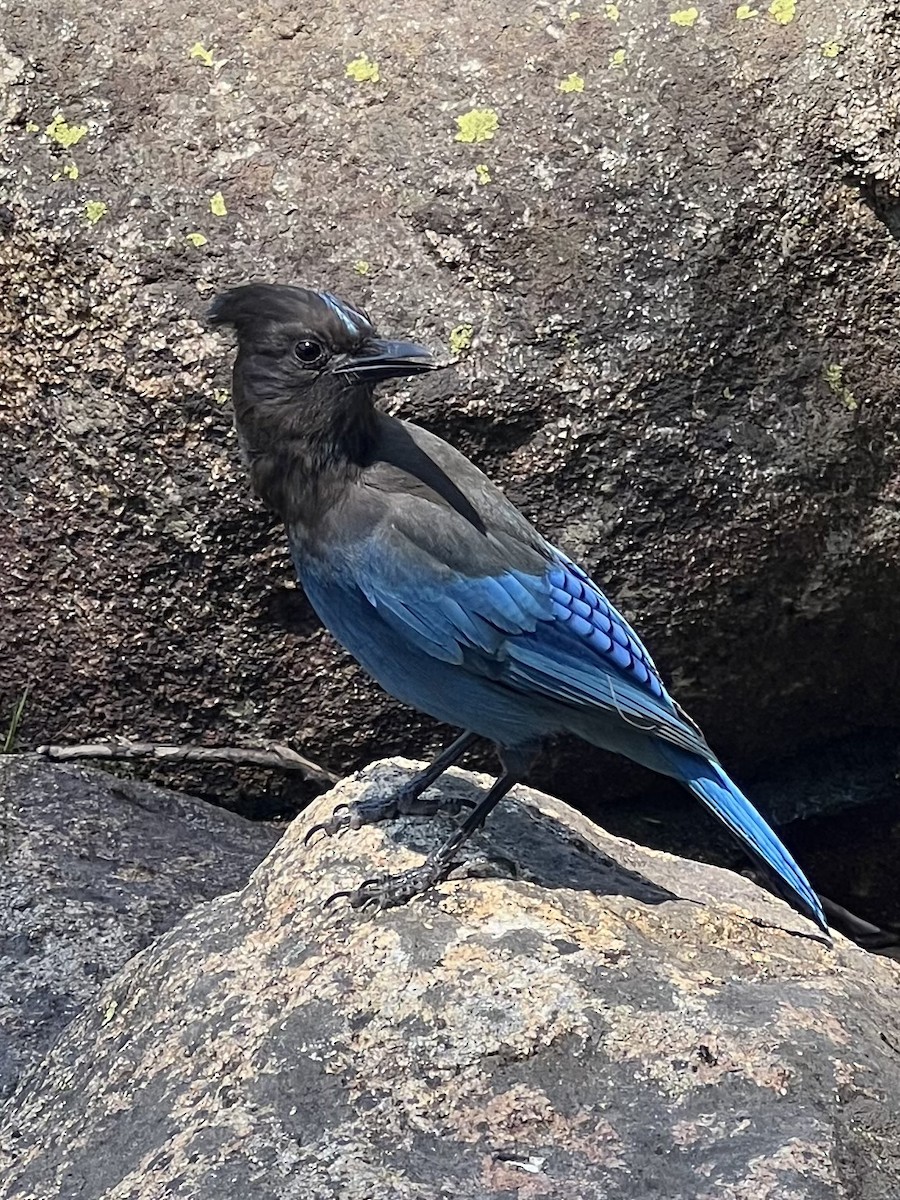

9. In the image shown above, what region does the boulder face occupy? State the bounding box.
[0,756,279,1101]
[1,3,899,806]
[2,761,899,1200]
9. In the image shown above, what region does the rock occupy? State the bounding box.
[2,760,899,1200]
[0,756,280,1101]
[1,2,899,813]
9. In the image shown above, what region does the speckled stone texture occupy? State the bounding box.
[1,3,899,814]
[0,756,279,1102]
[2,760,899,1199]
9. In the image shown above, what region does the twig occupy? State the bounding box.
[33,739,339,787]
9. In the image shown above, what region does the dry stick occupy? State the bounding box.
[34,740,339,787]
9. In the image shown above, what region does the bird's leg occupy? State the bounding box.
[327,761,526,912]
[305,730,480,844]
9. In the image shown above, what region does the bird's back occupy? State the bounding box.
[296,414,553,579]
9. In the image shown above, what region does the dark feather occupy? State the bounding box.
[208,283,374,346]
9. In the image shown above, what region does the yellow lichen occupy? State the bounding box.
[559,71,585,93]
[821,41,842,57]
[84,200,107,225]
[213,388,230,405]
[610,48,626,67]
[568,9,581,19]
[45,113,87,149]
[449,324,473,354]
[51,161,80,183]
[670,7,699,26]
[25,120,39,133]
[768,0,795,24]
[604,3,621,18]
[475,163,492,184]
[354,259,371,274]
[346,54,380,83]
[735,4,758,16]
[454,108,499,144]
[823,363,857,410]
[209,191,227,217]
[189,42,215,67]
[186,232,208,247]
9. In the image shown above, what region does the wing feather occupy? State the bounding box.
[345,499,711,759]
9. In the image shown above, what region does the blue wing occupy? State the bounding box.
[351,533,711,760]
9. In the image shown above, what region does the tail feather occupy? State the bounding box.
[659,744,827,933]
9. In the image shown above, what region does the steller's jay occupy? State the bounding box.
[208,283,827,933]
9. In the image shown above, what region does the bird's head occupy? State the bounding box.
[207,283,435,417]
[207,282,437,511]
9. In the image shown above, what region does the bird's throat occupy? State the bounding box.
[235,381,377,527]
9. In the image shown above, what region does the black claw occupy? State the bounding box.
[355,877,383,891]
[304,802,358,845]
[324,878,385,910]
[323,880,392,913]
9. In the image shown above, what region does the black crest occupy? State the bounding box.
[207,283,375,345]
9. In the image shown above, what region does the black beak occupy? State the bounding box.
[332,338,437,380]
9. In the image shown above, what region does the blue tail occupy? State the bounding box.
[659,745,827,933]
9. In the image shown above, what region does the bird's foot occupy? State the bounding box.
[305,782,473,845]
[326,856,454,912]
[325,850,517,913]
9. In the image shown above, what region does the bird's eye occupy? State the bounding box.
[294,339,325,365]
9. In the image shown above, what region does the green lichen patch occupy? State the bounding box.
[454,109,499,144]
[189,43,215,67]
[823,363,857,410]
[670,8,699,27]
[768,0,796,24]
[45,114,87,148]
[449,324,474,353]
[84,200,107,224]
[346,54,380,83]
[559,72,585,93]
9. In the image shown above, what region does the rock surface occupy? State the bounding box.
[0,755,279,1101]
[2,2,900,810]
[2,760,899,1200]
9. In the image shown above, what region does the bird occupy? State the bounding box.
[208,282,827,934]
